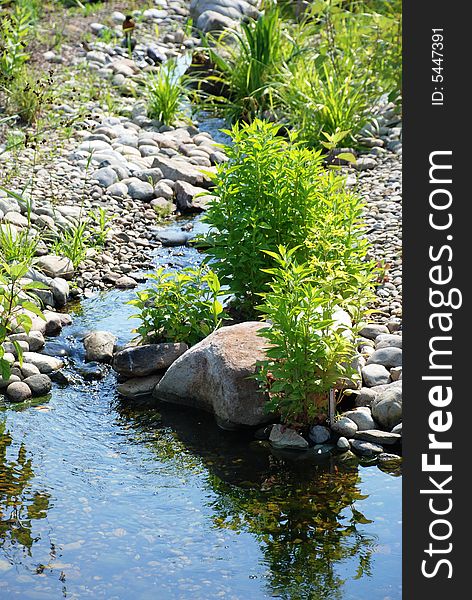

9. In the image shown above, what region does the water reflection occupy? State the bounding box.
[117,401,378,599]
[0,420,51,559]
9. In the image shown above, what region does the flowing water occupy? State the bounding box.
[0,120,401,598]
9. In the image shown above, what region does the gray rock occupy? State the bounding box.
[154,322,271,428]
[23,352,63,374]
[6,381,32,402]
[92,166,118,187]
[154,181,174,200]
[147,45,167,65]
[350,439,384,457]
[354,386,377,407]
[371,383,402,429]
[375,334,402,349]
[174,180,212,212]
[0,375,21,391]
[9,332,45,352]
[117,375,162,399]
[50,277,69,307]
[269,424,309,450]
[342,407,376,431]
[196,9,238,33]
[309,425,331,444]
[367,347,402,369]
[153,229,192,247]
[23,374,52,397]
[113,343,188,377]
[355,157,377,171]
[20,363,40,378]
[127,179,155,201]
[331,416,358,438]
[115,275,138,288]
[107,182,128,198]
[134,168,164,184]
[337,436,350,450]
[84,331,117,363]
[354,429,401,445]
[359,324,389,340]
[391,422,402,435]
[361,363,391,387]
[4,211,28,227]
[390,366,402,381]
[35,255,74,280]
[152,155,212,187]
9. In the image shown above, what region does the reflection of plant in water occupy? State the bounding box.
[0,420,50,555]
[208,465,376,600]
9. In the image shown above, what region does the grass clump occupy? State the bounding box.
[146,59,190,125]
[203,3,286,122]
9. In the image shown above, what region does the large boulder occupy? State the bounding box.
[153,322,271,429]
[112,343,188,377]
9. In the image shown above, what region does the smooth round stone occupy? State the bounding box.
[367,347,402,368]
[342,408,376,431]
[107,182,128,198]
[6,381,32,402]
[337,437,350,450]
[361,363,391,387]
[92,167,118,188]
[127,179,155,201]
[309,425,331,444]
[24,374,52,397]
[331,416,358,438]
[153,229,191,246]
[359,324,390,340]
[350,439,384,457]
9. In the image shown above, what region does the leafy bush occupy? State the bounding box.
[203,119,367,312]
[129,266,227,346]
[254,247,359,425]
[146,59,190,125]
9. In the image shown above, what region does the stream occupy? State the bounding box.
[0,121,401,600]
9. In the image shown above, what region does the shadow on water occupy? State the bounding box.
[116,401,379,600]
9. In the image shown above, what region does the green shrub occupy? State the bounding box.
[203,119,367,312]
[254,247,359,425]
[146,59,189,125]
[129,265,227,346]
